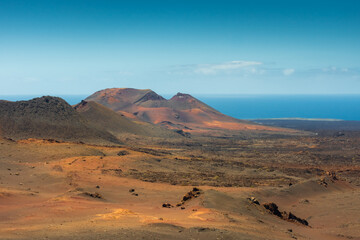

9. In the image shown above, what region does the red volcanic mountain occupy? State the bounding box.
[85,88,283,133]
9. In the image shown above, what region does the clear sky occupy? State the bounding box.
[0,0,360,95]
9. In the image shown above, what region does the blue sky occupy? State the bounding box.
[0,0,360,95]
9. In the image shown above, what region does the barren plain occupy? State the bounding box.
[1,129,360,240]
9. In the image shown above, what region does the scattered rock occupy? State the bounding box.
[84,192,103,199]
[183,188,201,201]
[319,178,328,187]
[101,169,123,176]
[117,150,129,156]
[263,202,283,218]
[129,147,172,156]
[96,185,100,189]
[162,203,173,208]
[174,129,191,138]
[300,199,310,204]
[45,139,61,143]
[129,189,135,192]
[194,227,216,232]
[263,202,309,226]
[319,171,338,187]
[247,196,260,205]
[326,171,338,181]
[288,212,309,226]
[176,187,202,207]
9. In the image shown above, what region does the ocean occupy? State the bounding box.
[195,95,360,121]
[1,94,360,121]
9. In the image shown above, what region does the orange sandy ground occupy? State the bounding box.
[0,140,359,239]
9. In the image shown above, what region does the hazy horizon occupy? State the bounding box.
[1,92,360,121]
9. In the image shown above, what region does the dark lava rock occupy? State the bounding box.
[247,197,260,205]
[263,202,309,226]
[162,203,173,208]
[178,188,202,206]
[175,129,191,137]
[263,202,283,218]
[117,150,129,156]
[84,192,103,199]
[288,212,309,226]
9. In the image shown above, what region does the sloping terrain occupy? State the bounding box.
[74,100,180,139]
[0,96,119,144]
[85,88,287,133]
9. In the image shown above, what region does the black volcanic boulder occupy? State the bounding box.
[263,202,283,218]
[288,212,309,226]
[263,202,309,226]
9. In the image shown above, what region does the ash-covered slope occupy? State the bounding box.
[85,88,284,133]
[85,88,165,112]
[0,96,119,144]
[74,100,179,138]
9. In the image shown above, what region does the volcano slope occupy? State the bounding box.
[0,96,119,144]
[0,122,360,239]
[74,100,181,140]
[85,88,287,135]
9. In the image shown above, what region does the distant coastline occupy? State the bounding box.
[253,118,343,121]
[1,94,360,121]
